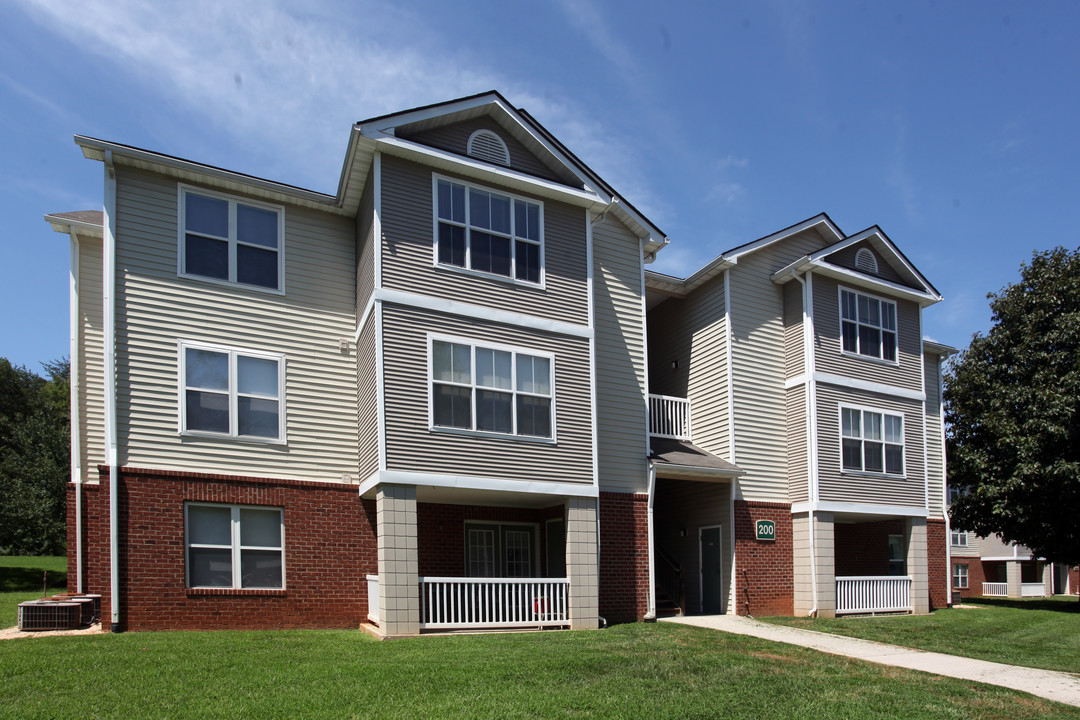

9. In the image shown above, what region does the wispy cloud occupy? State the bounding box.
[706,181,746,205]
[888,112,919,223]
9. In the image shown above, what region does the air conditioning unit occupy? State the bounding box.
[18,600,82,631]
[50,593,101,625]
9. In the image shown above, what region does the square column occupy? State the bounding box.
[905,517,929,614]
[792,511,835,618]
[566,497,598,630]
[377,484,419,637]
[1006,560,1023,598]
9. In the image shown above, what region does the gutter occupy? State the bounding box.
[103,151,121,632]
[644,462,657,620]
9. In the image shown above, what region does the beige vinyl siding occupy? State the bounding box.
[951,535,980,558]
[812,274,923,391]
[112,167,358,483]
[786,387,809,503]
[729,229,830,502]
[924,353,945,519]
[646,279,728,457]
[379,155,589,325]
[381,303,593,484]
[826,240,915,288]
[397,115,573,186]
[78,236,106,483]
[356,315,379,480]
[815,383,925,507]
[653,478,731,613]
[783,280,803,379]
[977,534,1031,558]
[592,216,648,493]
[355,168,376,315]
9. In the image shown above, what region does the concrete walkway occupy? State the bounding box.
[661,614,1080,708]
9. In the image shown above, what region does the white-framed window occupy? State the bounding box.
[464,522,537,578]
[179,185,284,292]
[840,405,904,475]
[179,340,286,442]
[433,175,543,285]
[840,287,897,362]
[429,335,555,440]
[951,530,969,547]
[185,503,284,589]
[953,563,969,589]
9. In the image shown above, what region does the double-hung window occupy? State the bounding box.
[953,563,969,589]
[840,288,897,361]
[951,530,969,547]
[180,341,285,442]
[465,522,536,578]
[180,186,284,291]
[841,406,904,475]
[430,337,554,439]
[434,177,543,284]
[186,503,284,589]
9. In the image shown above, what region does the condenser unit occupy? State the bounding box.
[17,600,82,631]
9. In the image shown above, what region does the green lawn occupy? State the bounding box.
[2,622,1077,719]
[762,596,1080,673]
[0,556,68,629]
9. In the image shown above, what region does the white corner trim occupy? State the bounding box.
[724,268,735,464]
[640,239,652,460]
[813,372,926,402]
[357,470,600,499]
[586,210,598,487]
[375,300,387,471]
[791,501,929,518]
[374,287,593,339]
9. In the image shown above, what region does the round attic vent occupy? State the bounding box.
[855,247,879,274]
[467,129,511,167]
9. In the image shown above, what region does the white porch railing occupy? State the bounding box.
[419,577,569,630]
[367,574,380,624]
[649,394,691,440]
[1022,582,1046,597]
[836,576,912,614]
[982,582,1008,597]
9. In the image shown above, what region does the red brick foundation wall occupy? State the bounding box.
[733,501,793,617]
[1071,567,1080,595]
[598,492,648,623]
[78,466,377,631]
[834,519,904,576]
[951,558,987,598]
[927,520,948,609]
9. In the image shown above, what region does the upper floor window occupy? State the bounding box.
[430,336,554,440]
[180,186,284,292]
[433,176,543,285]
[180,340,285,442]
[840,288,897,362]
[951,530,969,547]
[841,406,904,475]
[186,503,284,589]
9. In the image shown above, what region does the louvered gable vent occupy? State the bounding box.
[467,129,511,167]
[855,247,879,274]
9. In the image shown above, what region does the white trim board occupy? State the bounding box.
[357,469,599,499]
[791,501,928,518]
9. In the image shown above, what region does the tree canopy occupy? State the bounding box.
[946,247,1080,566]
[0,357,70,555]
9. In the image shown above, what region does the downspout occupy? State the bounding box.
[939,353,952,605]
[638,236,655,621]
[644,462,657,620]
[103,151,120,632]
[69,230,83,593]
[792,269,818,617]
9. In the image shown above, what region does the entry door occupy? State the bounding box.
[699,526,724,614]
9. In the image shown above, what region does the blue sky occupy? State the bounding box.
[2,0,1077,372]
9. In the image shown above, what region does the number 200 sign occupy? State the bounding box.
[755,520,776,542]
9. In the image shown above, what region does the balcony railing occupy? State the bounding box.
[649,394,691,440]
[420,577,569,630]
[982,582,1007,597]
[367,574,380,624]
[836,576,912,614]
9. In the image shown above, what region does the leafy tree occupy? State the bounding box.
[946,247,1080,568]
[0,357,70,555]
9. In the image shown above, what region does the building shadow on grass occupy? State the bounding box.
[966,596,1080,613]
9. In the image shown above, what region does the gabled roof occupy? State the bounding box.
[44,210,104,237]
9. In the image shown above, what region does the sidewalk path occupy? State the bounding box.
[661,614,1080,708]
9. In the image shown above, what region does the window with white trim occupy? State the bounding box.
[840,288,897,361]
[430,337,554,439]
[180,341,285,441]
[953,563,969,589]
[465,522,536,578]
[434,177,543,284]
[186,503,284,589]
[180,186,283,291]
[951,530,969,547]
[841,406,904,475]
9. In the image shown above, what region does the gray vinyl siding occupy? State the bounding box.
[815,383,926,507]
[653,478,731,614]
[826,240,915,288]
[78,236,106,483]
[112,167,359,483]
[380,303,594,484]
[647,279,728,458]
[924,353,945,519]
[593,216,648,493]
[397,115,573,186]
[356,168,376,316]
[729,229,830,502]
[379,155,589,325]
[786,386,808,503]
[783,280,803,379]
[356,315,379,480]
[812,274,923,391]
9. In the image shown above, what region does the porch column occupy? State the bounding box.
[566,497,598,630]
[1006,560,1023,598]
[905,518,930,614]
[793,511,835,618]
[1043,563,1054,596]
[377,484,419,637]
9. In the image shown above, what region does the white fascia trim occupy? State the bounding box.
[371,135,606,208]
[358,470,599,499]
[649,463,743,480]
[724,215,843,264]
[45,214,104,237]
[982,555,1033,562]
[586,210,598,488]
[791,501,929,518]
[813,372,926,402]
[808,227,938,297]
[375,287,593,339]
[809,262,941,304]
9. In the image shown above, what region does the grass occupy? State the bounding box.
[0,556,68,629]
[2,622,1078,719]
[762,596,1080,673]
